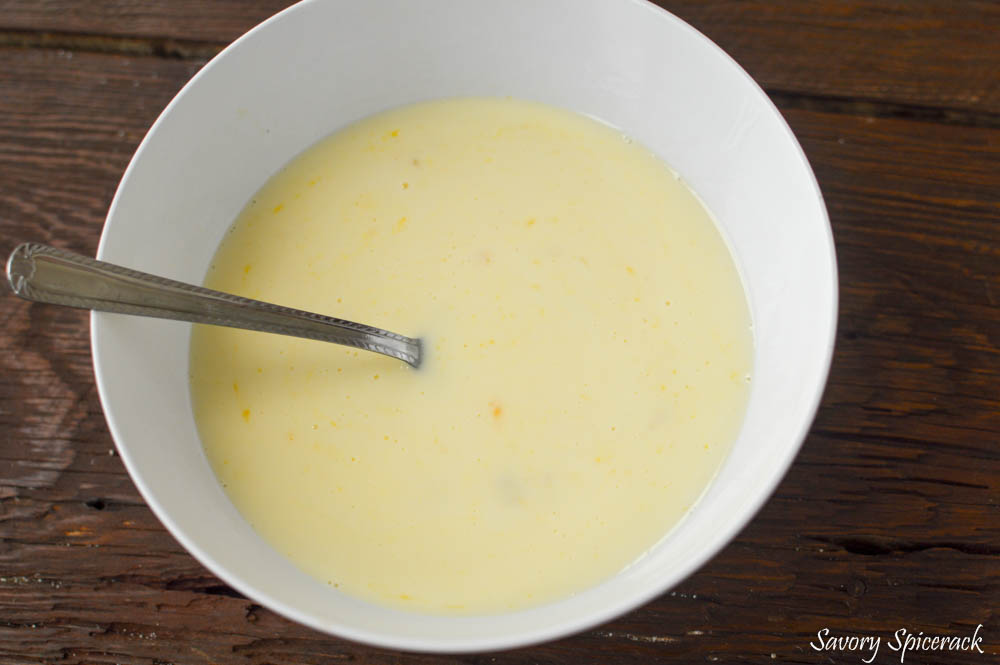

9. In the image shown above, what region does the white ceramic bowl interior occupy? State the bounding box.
[93,0,836,652]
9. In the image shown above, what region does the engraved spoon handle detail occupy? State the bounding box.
[6,243,421,368]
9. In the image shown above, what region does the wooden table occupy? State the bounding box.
[1,2,997,663]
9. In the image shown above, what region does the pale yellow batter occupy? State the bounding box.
[190,98,752,614]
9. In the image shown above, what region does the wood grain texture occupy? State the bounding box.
[1,2,998,663]
[0,1,999,115]
[668,0,1000,117]
[0,0,290,45]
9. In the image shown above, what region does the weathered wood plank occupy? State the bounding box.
[1,1,999,115]
[0,0,291,46]
[672,0,1000,116]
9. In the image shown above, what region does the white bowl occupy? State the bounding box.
[93,0,836,652]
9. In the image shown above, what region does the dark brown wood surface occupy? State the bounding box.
[1,1,997,663]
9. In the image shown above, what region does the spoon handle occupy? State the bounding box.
[6,242,421,368]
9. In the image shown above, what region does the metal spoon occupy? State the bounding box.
[6,242,422,368]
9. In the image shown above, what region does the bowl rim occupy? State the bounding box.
[91,0,838,652]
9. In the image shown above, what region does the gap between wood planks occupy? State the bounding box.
[3,26,1000,131]
[0,27,220,59]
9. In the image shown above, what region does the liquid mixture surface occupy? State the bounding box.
[190,98,753,613]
